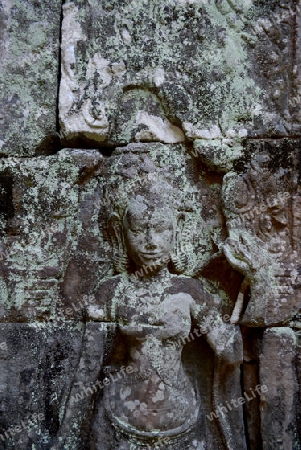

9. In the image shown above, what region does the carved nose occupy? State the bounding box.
[145,229,157,250]
[145,242,157,250]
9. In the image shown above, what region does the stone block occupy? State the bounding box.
[59,1,299,147]
[259,328,298,450]
[0,0,62,156]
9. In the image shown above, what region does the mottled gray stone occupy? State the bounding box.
[0,0,62,156]
[0,149,104,322]
[0,1,301,449]
[222,139,301,327]
[59,0,300,150]
[0,322,84,450]
[259,328,299,450]
[53,143,245,449]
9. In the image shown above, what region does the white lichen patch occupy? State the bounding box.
[135,111,185,143]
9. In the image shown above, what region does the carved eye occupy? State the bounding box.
[129,227,143,235]
[153,225,165,232]
[154,221,172,232]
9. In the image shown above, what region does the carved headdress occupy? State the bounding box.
[99,144,188,273]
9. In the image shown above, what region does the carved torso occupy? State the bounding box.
[98,274,203,437]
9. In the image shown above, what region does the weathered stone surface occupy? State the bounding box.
[53,143,245,449]
[59,0,300,150]
[222,139,301,327]
[0,0,62,156]
[259,328,299,450]
[1,1,301,449]
[0,140,300,448]
[0,142,244,448]
[0,323,84,450]
[296,331,301,445]
[242,327,263,450]
[0,149,104,321]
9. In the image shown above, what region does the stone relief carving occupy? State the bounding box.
[51,144,244,449]
[220,140,301,447]
[222,141,301,327]
[1,1,301,449]
[59,3,110,143]
[60,0,298,149]
[0,140,297,448]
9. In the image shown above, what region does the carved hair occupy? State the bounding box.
[100,151,188,273]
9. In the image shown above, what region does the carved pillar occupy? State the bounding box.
[260,328,298,450]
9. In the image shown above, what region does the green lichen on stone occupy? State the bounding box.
[62,0,274,146]
[0,0,62,156]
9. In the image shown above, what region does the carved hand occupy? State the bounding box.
[222,233,261,280]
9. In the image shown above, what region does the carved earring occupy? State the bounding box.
[109,213,129,273]
[113,252,129,273]
[170,213,188,274]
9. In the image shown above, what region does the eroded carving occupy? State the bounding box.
[53,144,244,450]
[60,1,294,147]
[222,143,301,326]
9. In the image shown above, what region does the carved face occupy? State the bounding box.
[124,201,174,269]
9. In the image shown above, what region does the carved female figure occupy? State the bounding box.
[97,197,199,444]
[54,153,244,450]
[88,182,243,449]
